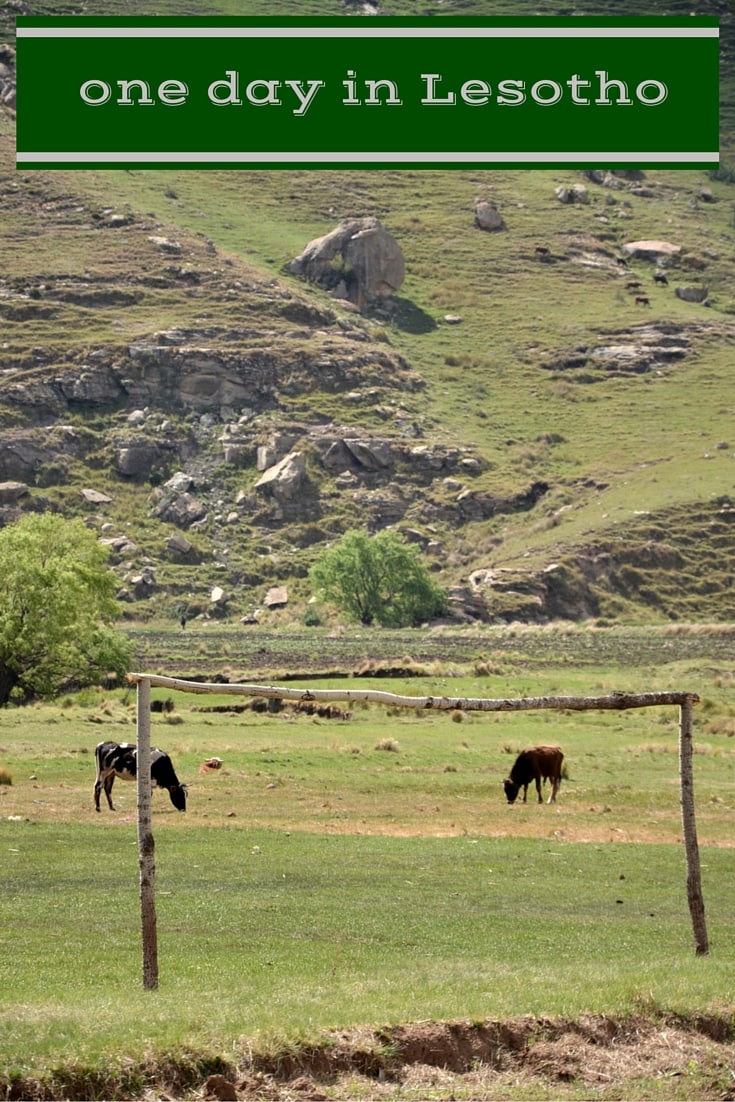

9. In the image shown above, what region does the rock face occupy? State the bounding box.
[622,240,682,263]
[288,217,405,308]
[0,480,28,504]
[675,286,708,304]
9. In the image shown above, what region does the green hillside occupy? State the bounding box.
[1,1,734,627]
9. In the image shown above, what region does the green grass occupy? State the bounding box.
[2,630,735,1094]
[3,824,735,1076]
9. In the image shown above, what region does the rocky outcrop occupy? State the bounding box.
[288,217,405,308]
[675,286,709,304]
[2,325,419,421]
[545,322,706,380]
[622,240,682,263]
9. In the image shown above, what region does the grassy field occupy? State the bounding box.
[2,626,735,1098]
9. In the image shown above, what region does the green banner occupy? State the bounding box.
[15,16,719,169]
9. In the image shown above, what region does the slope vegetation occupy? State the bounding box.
[1,2,734,625]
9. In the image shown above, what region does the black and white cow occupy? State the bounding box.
[94,740,187,812]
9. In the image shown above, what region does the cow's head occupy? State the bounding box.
[169,783,188,811]
[503,778,520,804]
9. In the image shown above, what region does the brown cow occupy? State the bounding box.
[503,745,564,805]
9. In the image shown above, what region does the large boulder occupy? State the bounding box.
[288,217,405,309]
[151,491,208,528]
[622,240,682,263]
[474,199,505,231]
[0,480,28,504]
[254,451,309,501]
[675,285,709,304]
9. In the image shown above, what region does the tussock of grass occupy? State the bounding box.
[374,737,401,753]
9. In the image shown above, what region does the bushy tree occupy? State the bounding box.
[0,514,132,705]
[309,529,446,627]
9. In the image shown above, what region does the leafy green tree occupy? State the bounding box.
[310,529,446,627]
[0,514,132,705]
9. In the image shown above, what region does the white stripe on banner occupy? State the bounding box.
[17,152,720,164]
[15,26,720,39]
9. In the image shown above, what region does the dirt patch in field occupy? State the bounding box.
[6,1013,735,1101]
[239,1014,735,1101]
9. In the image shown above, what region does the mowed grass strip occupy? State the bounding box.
[2,824,735,1075]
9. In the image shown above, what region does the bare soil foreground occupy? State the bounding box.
[6,1013,735,1101]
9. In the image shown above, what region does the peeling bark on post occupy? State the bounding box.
[126,677,698,715]
[679,695,709,956]
[137,677,159,989]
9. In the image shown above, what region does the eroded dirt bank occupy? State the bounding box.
[5,1012,735,1101]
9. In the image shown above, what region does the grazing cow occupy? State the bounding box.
[94,740,187,812]
[534,245,550,257]
[503,745,564,805]
[653,271,669,285]
[635,295,651,306]
[626,280,642,290]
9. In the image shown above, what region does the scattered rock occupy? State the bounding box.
[0,480,29,504]
[81,487,112,505]
[203,1074,238,1101]
[555,185,589,204]
[210,586,227,606]
[115,441,162,478]
[473,198,505,231]
[255,452,309,501]
[264,586,288,608]
[152,491,208,528]
[148,235,182,253]
[164,471,193,493]
[165,533,194,558]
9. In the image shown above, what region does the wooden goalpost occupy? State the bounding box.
[127,673,707,990]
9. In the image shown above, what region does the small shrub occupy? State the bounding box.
[375,738,401,753]
[0,768,12,785]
